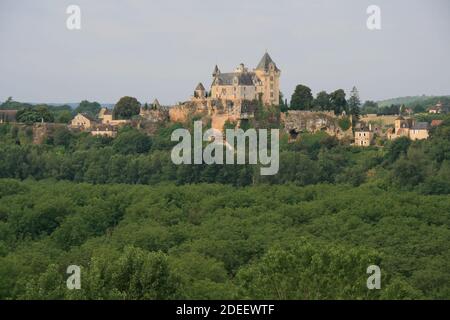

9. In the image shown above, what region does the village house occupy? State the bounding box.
[354,128,373,147]
[428,101,447,114]
[90,124,118,138]
[386,116,429,141]
[98,107,113,123]
[98,107,130,126]
[70,113,95,129]
[409,122,429,140]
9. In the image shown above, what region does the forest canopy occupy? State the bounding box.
[0,180,448,299]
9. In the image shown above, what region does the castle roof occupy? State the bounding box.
[195,83,205,91]
[212,72,256,86]
[80,113,96,121]
[212,65,220,76]
[256,52,279,71]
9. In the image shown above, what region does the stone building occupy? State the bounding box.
[70,113,95,129]
[386,116,429,140]
[169,52,281,130]
[409,122,429,140]
[90,124,117,138]
[98,107,113,123]
[428,101,447,114]
[97,107,130,126]
[210,52,281,106]
[354,129,373,147]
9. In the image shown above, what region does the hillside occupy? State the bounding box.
[377,95,450,108]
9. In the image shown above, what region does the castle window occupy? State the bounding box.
[270,76,274,81]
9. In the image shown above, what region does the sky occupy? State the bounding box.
[0,0,449,105]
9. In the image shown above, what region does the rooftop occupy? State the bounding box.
[411,122,429,130]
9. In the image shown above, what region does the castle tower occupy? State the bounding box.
[212,65,220,77]
[194,82,206,99]
[254,52,281,106]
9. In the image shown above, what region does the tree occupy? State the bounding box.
[56,110,73,124]
[16,106,54,123]
[348,86,361,121]
[361,101,379,115]
[290,85,313,110]
[279,92,288,112]
[314,91,331,111]
[75,100,101,118]
[330,89,347,115]
[113,129,152,154]
[52,127,73,148]
[237,239,384,299]
[384,137,411,164]
[114,96,141,120]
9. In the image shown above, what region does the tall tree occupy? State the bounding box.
[75,100,101,118]
[279,92,288,112]
[290,85,313,110]
[329,89,347,115]
[348,86,361,121]
[314,91,331,111]
[361,100,379,114]
[114,96,141,119]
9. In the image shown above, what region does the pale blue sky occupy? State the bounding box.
[0,0,449,105]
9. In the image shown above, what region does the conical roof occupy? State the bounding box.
[195,82,205,91]
[256,52,279,71]
[212,65,220,76]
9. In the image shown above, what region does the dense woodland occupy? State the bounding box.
[0,106,449,299]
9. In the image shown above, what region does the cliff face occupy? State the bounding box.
[140,109,169,123]
[282,111,352,139]
[33,123,68,144]
[169,102,209,123]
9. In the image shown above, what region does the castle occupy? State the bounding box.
[208,52,281,106]
[168,52,281,129]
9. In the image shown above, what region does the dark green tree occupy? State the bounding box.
[314,91,331,111]
[290,85,313,110]
[113,129,152,154]
[348,86,361,121]
[330,89,347,115]
[75,100,101,118]
[114,96,141,120]
[361,101,379,114]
